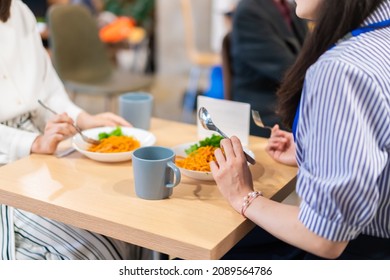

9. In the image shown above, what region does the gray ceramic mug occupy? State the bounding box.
[119,92,154,130]
[132,146,181,200]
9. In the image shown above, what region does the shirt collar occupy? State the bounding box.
[362,1,390,26]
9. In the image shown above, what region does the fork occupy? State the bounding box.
[38,100,101,145]
[251,110,272,130]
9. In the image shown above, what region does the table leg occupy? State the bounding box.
[152,251,169,260]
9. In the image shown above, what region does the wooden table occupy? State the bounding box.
[0,118,297,259]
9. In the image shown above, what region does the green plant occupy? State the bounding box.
[103,0,154,28]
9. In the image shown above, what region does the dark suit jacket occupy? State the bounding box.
[22,0,48,18]
[231,0,307,137]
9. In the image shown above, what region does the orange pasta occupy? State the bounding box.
[176,146,217,172]
[88,135,140,153]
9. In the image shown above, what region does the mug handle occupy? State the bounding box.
[165,161,181,188]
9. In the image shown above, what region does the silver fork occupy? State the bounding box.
[38,100,101,145]
[251,110,272,130]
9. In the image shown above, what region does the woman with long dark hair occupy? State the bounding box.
[0,0,150,260]
[214,0,390,259]
[0,0,11,21]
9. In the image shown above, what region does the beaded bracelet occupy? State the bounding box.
[240,191,263,218]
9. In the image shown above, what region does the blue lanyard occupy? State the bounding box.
[351,18,390,36]
[292,104,300,140]
[292,18,390,139]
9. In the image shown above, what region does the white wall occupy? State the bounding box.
[211,0,238,52]
[156,0,213,75]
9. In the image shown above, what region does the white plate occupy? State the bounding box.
[72,126,156,162]
[172,142,255,181]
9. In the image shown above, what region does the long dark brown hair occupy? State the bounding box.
[277,0,385,129]
[0,0,12,22]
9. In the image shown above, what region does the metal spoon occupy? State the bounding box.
[198,107,256,165]
[38,100,101,145]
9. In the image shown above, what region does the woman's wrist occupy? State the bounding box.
[240,191,263,218]
[31,135,42,154]
[75,111,90,129]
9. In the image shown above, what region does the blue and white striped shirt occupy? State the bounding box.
[295,1,390,241]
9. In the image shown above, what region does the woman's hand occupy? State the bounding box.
[210,136,254,213]
[31,113,77,154]
[265,125,297,166]
[76,111,132,130]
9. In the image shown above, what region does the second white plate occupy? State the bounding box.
[72,126,156,162]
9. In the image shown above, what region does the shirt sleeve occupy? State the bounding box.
[20,1,83,122]
[296,59,389,241]
[40,49,83,122]
[16,0,83,122]
[0,125,39,164]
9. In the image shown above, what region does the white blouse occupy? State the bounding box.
[0,0,82,164]
[0,1,152,261]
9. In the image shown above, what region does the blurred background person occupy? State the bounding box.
[230,0,308,137]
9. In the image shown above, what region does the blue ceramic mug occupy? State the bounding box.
[132,146,181,200]
[119,92,153,130]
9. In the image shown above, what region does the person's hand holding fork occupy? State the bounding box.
[31,112,78,154]
[33,100,132,155]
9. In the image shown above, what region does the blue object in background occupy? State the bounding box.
[204,65,224,99]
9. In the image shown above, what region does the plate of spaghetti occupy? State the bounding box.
[72,126,156,162]
[172,136,254,181]
[173,142,216,181]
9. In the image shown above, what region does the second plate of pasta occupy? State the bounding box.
[172,142,255,181]
[72,126,156,162]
